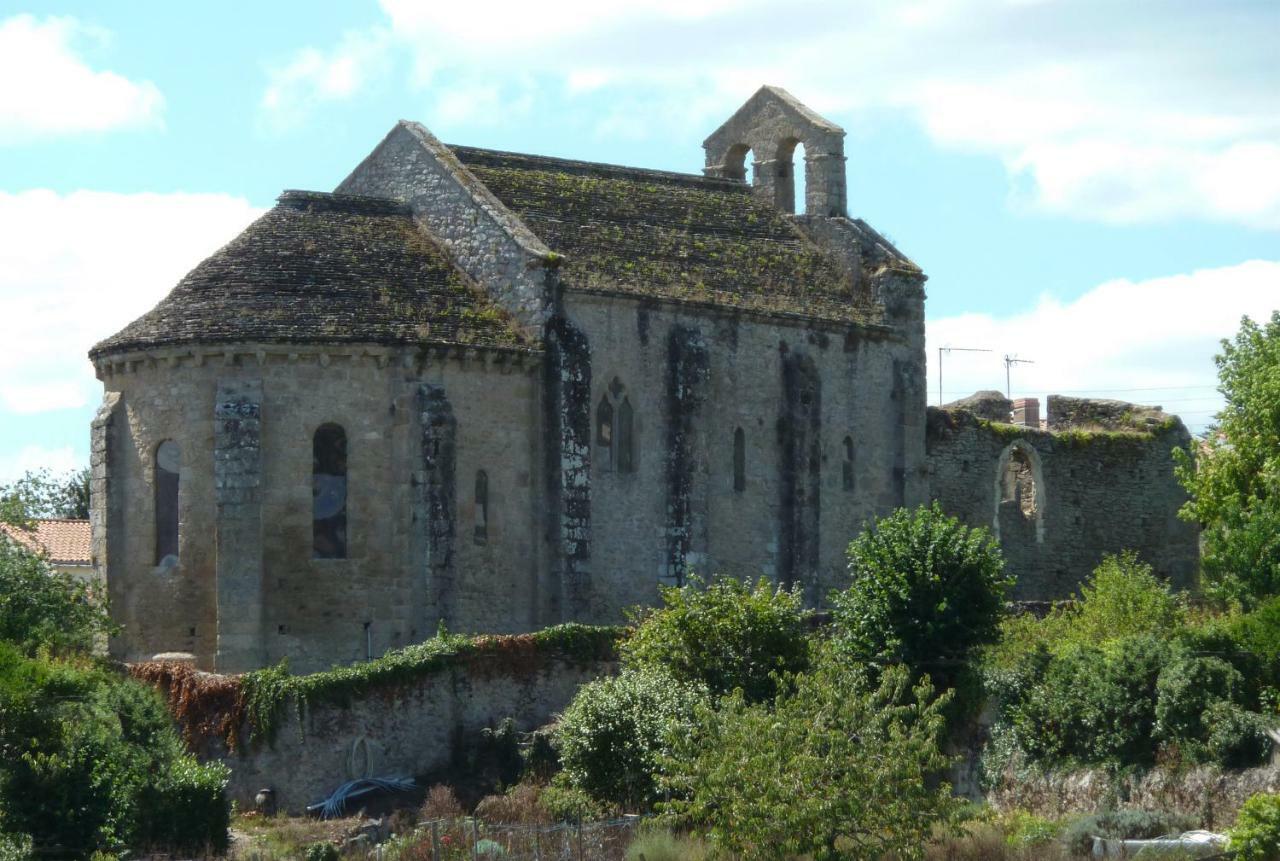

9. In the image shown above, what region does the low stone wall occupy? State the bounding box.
[988,763,1280,830]
[223,656,613,813]
[132,628,621,814]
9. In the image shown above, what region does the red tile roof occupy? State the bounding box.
[0,519,91,566]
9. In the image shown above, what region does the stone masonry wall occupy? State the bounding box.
[96,345,547,673]
[193,656,615,814]
[564,291,928,617]
[926,407,1198,598]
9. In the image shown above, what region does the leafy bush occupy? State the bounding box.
[1073,552,1186,643]
[1202,701,1273,768]
[1154,655,1242,744]
[833,503,1011,672]
[624,827,710,861]
[1229,792,1280,861]
[1183,596,1280,709]
[988,552,1182,671]
[556,669,708,808]
[660,653,959,861]
[0,832,32,861]
[1002,810,1062,848]
[0,532,111,656]
[1011,636,1170,767]
[0,644,229,856]
[622,576,810,703]
[1059,809,1198,856]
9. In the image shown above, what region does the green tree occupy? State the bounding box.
[1228,792,1280,861]
[621,576,810,703]
[556,669,708,809]
[0,529,111,656]
[832,503,1012,673]
[1176,311,1280,605]
[660,653,959,861]
[0,467,91,523]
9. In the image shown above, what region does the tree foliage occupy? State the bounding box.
[832,503,1011,672]
[0,526,111,657]
[556,669,708,809]
[660,653,959,861]
[1176,311,1280,605]
[0,467,90,524]
[1228,792,1280,861]
[621,576,810,703]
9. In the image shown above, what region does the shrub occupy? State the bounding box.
[0,645,229,856]
[622,576,810,703]
[1203,701,1273,768]
[0,833,32,861]
[1003,810,1062,847]
[556,669,707,808]
[0,533,111,656]
[833,503,1011,673]
[1059,809,1198,856]
[1229,792,1280,861]
[1155,655,1242,745]
[1073,552,1185,643]
[421,784,464,820]
[1011,636,1170,767]
[660,653,959,861]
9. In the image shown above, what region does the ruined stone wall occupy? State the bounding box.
[95,344,547,674]
[926,408,1198,598]
[189,655,614,814]
[562,291,927,615]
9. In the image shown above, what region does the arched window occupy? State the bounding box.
[733,428,746,492]
[313,423,347,559]
[723,143,753,182]
[993,441,1046,544]
[842,436,855,492]
[154,440,180,566]
[474,470,489,544]
[596,379,636,475]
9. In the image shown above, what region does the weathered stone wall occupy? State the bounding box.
[95,344,548,673]
[926,407,1198,598]
[186,656,615,814]
[562,291,929,617]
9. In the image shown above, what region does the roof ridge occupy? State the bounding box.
[450,145,747,192]
[277,189,411,217]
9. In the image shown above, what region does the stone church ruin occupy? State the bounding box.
[89,87,1197,673]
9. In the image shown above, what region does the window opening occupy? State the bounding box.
[313,423,348,559]
[733,427,746,492]
[842,435,855,492]
[474,470,489,544]
[155,440,180,566]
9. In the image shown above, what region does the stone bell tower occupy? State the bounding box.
[703,85,848,217]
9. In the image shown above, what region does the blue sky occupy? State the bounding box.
[1,0,1277,481]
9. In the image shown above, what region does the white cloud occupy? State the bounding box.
[266,0,1278,230]
[926,259,1280,433]
[260,27,393,130]
[0,445,78,485]
[0,190,263,421]
[0,14,163,142]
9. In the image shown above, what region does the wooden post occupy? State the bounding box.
[576,819,584,861]
[431,820,441,861]
[472,818,480,861]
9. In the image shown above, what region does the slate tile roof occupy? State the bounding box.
[91,191,533,358]
[451,146,879,324]
[1,518,91,566]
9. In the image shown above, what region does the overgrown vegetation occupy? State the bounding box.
[0,490,229,857]
[1176,310,1280,606]
[621,575,810,703]
[1228,792,1280,861]
[0,467,91,523]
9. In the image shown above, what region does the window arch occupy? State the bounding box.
[154,440,180,567]
[733,427,746,492]
[313,423,348,559]
[474,470,489,544]
[842,435,855,492]
[596,378,636,475]
[993,440,1045,544]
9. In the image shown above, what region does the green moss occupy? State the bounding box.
[239,624,624,744]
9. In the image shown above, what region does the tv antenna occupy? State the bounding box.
[1004,354,1035,398]
[937,346,992,405]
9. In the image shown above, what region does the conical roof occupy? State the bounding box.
[91,190,532,358]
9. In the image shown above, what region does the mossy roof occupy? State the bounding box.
[91,191,532,358]
[452,146,876,324]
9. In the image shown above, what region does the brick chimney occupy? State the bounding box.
[1012,397,1040,428]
